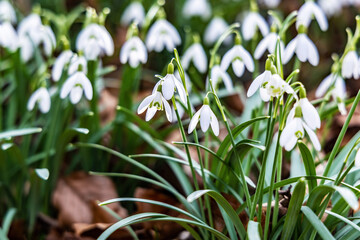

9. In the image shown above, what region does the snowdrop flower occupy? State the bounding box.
[76,23,114,60]
[120,36,147,68]
[181,40,208,73]
[319,0,343,17]
[146,19,181,52]
[120,2,145,26]
[68,54,87,76]
[188,97,219,136]
[153,63,187,104]
[210,65,233,91]
[287,88,321,130]
[27,87,51,113]
[342,50,359,79]
[283,25,319,66]
[137,86,172,122]
[171,70,193,122]
[52,50,74,82]
[316,73,347,115]
[280,105,321,151]
[18,14,56,62]
[296,0,328,31]
[60,65,93,104]
[204,17,229,46]
[182,0,211,20]
[259,0,281,8]
[0,22,18,51]
[247,59,294,101]
[0,0,16,24]
[221,35,254,77]
[241,12,269,41]
[254,27,284,59]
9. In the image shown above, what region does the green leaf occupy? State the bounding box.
[35,168,49,180]
[217,116,269,159]
[281,178,306,240]
[301,206,335,240]
[187,190,246,238]
[0,128,42,140]
[325,210,360,233]
[298,141,317,192]
[334,186,359,210]
[247,220,262,240]
[1,208,16,235]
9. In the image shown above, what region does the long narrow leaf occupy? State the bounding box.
[301,206,335,240]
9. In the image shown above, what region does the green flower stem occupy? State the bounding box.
[320,89,360,184]
[272,147,282,229]
[87,60,100,131]
[209,82,252,213]
[250,100,274,219]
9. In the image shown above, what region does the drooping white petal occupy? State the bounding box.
[247,70,271,97]
[315,74,333,98]
[60,74,78,99]
[145,107,157,121]
[174,78,187,104]
[303,122,321,151]
[76,73,93,100]
[0,22,18,51]
[220,47,236,71]
[304,35,319,66]
[182,0,212,20]
[238,45,255,72]
[355,149,360,167]
[342,51,359,79]
[121,2,145,26]
[254,33,273,59]
[162,96,173,122]
[182,43,208,73]
[280,118,303,151]
[232,59,245,77]
[0,1,16,24]
[162,74,176,100]
[137,94,156,114]
[209,109,219,136]
[297,1,328,31]
[69,86,83,104]
[283,37,298,64]
[146,19,181,52]
[27,87,51,113]
[242,12,269,41]
[52,50,74,82]
[300,98,321,130]
[260,87,271,102]
[188,106,202,134]
[204,17,229,45]
[200,105,211,132]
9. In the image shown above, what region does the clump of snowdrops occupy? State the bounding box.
[2,0,360,239]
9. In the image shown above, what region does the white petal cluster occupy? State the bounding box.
[146,19,181,52]
[188,104,219,136]
[247,70,294,101]
[342,51,359,79]
[316,74,347,115]
[254,32,284,59]
[296,1,328,31]
[27,87,51,113]
[120,2,145,26]
[287,99,321,130]
[259,0,281,8]
[280,114,321,151]
[241,12,269,41]
[0,21,18,51]
[76,23,114,60]
[18,14,56,62]
[120,36,147,68]
[204,17,229,46]
[182,0,212,20]
[0,0,16,24]
[319,0,343,17]
[182,43,208,73]
[210,65,233,91]
[60,55,93,104]
[154,73,187,104]
[221,44,254,77]
[137,90,172,122]
[283,33,319,66]
[52,50,74,82]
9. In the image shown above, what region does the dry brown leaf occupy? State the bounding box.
[99,89,118,126]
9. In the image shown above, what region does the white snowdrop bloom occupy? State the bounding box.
[0,1,16,24]
[296,0,328,31]
[188,99,219,136]
[52,50,74,82]
[204,17,229,46]
[286,96,321,130]
[221,44,254,77]
[210,65,233,91]
[137,89,172,122]
[153,70,187,105]
[254,32,284,59]
[120,36,147,68]
[316,73,347,115]
[182,0,212,20]
[259,0,281,8]
[0,22,18,51]
[60,71,93,104]
[280,110,321,151]
[76,23,114,60]
[319,0,343,17]
[146,19,181,52]
[241,12,269,41]
[120,2,145,26]
[27,87,51,113]
[182,42,208,73]
[247,70,272,98]
[67,54,87,76]
[283,32,319,66]
[342,51,359,79]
